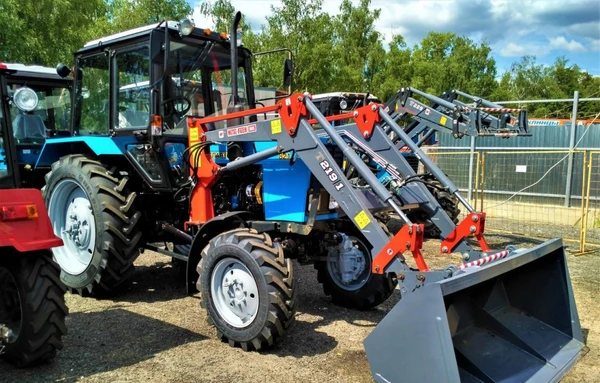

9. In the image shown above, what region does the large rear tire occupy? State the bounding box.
[197,228,297,351]
[42,154,142,296]
[406,180,460,238]
[0,251,68,368]
[314,224,397,310]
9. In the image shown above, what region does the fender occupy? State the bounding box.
[0,189,63,252]
[185,211,252,294]
[35,136,130,168]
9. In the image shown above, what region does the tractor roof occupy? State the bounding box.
[84,21,180,48]
[0,62,69,81]
[82,20,239,54]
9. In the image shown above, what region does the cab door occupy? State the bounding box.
[0,73,19,189]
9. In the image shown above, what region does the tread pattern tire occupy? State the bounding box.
[197,228,297,351]
[314,223,397,310]
[0,251,68,368]
[42,154,142,296]
[407,180,460,239]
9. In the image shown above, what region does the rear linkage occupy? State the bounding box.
[193,93,517,294]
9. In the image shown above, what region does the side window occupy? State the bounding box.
[75,54,110,135]
[116,47,151,130]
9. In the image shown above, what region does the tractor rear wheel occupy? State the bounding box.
[42,154,142,296]
[197,228,297,351]
[0,251,68,368]
[406,180,461,238]
[314,224,397,310]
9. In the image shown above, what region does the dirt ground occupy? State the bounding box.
[2,234,599,383]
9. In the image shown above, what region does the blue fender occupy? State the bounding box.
[35,136,132,168]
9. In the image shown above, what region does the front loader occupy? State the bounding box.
[189,90,584,382]
[33,11,583,381]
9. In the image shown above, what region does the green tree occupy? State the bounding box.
[408,32,497,98]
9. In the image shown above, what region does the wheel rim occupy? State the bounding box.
[0,267,22,339]
[47,179,97,275]
[327,236,371,291]
[210,257,259,328]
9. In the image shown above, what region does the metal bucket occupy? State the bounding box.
[364,238,584,383]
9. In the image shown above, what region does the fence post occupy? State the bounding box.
[564,90,579,207]
[468,136,476,202]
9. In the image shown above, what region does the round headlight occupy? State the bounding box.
[179,18,195,36]
[13,87,38,112]
[339,99,348,110]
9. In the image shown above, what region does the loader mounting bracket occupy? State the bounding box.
[440,212,490,254]
[277,93,308,136]
[354,104,382,139]
[372,223,427,274]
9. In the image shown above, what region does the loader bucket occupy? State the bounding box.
[364,238,584,383]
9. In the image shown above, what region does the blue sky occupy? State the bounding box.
[188,0,600,77]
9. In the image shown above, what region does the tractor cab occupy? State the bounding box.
[0,63,72,187]
[48,18,275,193]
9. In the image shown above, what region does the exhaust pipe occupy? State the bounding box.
[364,238,584,383]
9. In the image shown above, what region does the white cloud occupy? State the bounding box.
[500,42,550,57]
[549,36,587,52]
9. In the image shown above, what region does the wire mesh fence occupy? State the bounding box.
[480,151,586,246]
[427,148,594,252]
[582,152,600,251]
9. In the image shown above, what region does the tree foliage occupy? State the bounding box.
[1,0,597,119]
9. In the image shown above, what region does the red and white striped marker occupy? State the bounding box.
[478,107,522,113]
[457,249,510,270]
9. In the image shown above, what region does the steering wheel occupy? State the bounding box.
[162,96,191,119]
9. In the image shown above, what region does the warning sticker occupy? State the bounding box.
[354,210,371,230]
[271,119,282,135]
[189,127,199,142]
[440,116,448,125]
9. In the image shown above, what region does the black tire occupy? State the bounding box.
[0,251,68,368]
[406,180,460,238]
[42,154,142,296]
[314,224,397,310]
[197,228,297,351]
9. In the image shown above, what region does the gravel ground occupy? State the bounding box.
[2,233,599,383]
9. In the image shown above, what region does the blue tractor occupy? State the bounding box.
[34,13,583,381]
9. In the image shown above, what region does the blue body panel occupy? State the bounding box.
[35,136,132,167]
[0,146,5,171]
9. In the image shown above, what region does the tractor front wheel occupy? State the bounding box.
[43,154,142,296]
[197,228,297,351]
[0,251,68,368]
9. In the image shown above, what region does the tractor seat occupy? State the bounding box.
[13,114,47,143]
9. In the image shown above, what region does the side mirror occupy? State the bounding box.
[283,58,293,89]
[56,63,72,78]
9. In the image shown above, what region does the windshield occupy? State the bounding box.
[7,80,71,143]
[159,40,248,133]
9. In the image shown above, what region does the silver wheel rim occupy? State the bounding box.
[210,257,259,328]
[47,179,96,275]
[327,236,370,291]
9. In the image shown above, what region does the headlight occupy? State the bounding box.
[13,87,38,112]
[339,99,348,110]
[179,18,195,36]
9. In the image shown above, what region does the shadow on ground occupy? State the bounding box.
[0,308,206,383]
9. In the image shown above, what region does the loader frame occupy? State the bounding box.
[190,93,497,287]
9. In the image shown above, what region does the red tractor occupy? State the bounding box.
[0,63,68,367]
